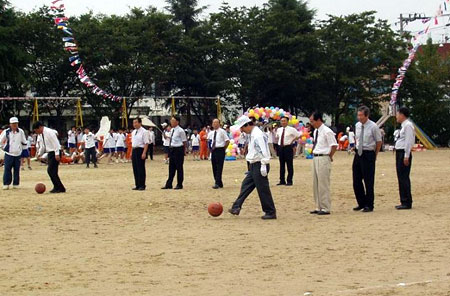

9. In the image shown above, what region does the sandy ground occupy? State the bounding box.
[1,149,450,296]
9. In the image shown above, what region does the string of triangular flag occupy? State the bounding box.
[50,0,122,102]
[390,0,449,107]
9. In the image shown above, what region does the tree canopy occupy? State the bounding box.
[1,0,447,143]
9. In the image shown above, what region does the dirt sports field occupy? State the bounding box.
[1,149,450,296]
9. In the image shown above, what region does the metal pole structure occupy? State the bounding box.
[75,99,84,128]
[171,97,176,116]
[32,99,39,123]
[216,96,222,121]
[399,14,404,36]
[121,98,128,128]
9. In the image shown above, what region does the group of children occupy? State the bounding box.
[63,126,156,166]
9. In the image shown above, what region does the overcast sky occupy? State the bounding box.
[9,0,450,40]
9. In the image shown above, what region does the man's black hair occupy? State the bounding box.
[310,111,323,122]
[357,105,370,117]
[398,106,410,118]
[32,121,44,130]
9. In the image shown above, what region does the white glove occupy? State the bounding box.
[260,164,268,177]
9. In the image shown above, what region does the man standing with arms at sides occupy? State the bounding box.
[67,126,77,155]
[352,106,382,212]
[276,116,300,186]
[0,117,27,190]
[394,107,415,210]
[33,121,66,193]
[148,127,155,161]
[162,116,187,190]
[131,118,150,191]
[229,116,277,220]
[208,119,229,189]
[309,112,338,215]
[82,127,98,168]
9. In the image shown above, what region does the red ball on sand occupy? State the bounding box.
[35,183,46,194]
[208,202,223,217]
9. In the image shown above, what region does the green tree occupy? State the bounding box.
[69,7,181,122]
[398,39,450,145]
[317,12,405,126]
[0,0,31,120]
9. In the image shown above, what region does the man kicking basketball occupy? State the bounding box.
[229,116,277,220]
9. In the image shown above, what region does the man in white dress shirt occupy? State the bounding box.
[131,118,150,191]
[33,121,66,193]
[309,112,338,215]
[352,106,382,212]
[394,107,416,210]
[162,116,187,190]
[0,117,27,190]
[276,116,300,186]
[208,119,230,189]
[229,116,277,220]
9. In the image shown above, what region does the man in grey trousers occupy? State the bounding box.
[228,115,277,220]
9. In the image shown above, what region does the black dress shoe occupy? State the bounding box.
[395,205,412,210]
[94,164,98,168]
[286,183,293,186]
[212,184,220,189]
[261,213,277,220]
[137,187,146,191]
[361,207,373,212]
[132,187,139,190]
[276,183,286,186]
[228,208,240,215]
[161,186,172,190]
[174,186,183,190]
[317,211,330,215]
[219,184,224,188]
[310,210,320,214]
[50,189,65,194]
[353,206,364,211]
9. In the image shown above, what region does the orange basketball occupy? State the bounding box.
[35,183,46,194]
[208,202,223,217]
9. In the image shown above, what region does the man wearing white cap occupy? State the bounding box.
[0,117,27,190]
[229,115,277,219]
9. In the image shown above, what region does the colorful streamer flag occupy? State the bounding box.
[390,0,448,109]
[50,0,122,102]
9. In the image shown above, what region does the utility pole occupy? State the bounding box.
[399,14,404,36]
[397,13,450,36]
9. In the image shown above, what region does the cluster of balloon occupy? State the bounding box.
[225,139,239,161]
[304,137,314,159]
[245,107,300,124]
[298,124,313,159]
[230,106,316,160]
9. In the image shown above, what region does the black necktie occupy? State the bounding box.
[42,132,46,152]
[313,129,319,150]
[169,129,175,147]
[212,131,217,151]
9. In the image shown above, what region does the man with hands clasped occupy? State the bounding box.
[308,112,338,215]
